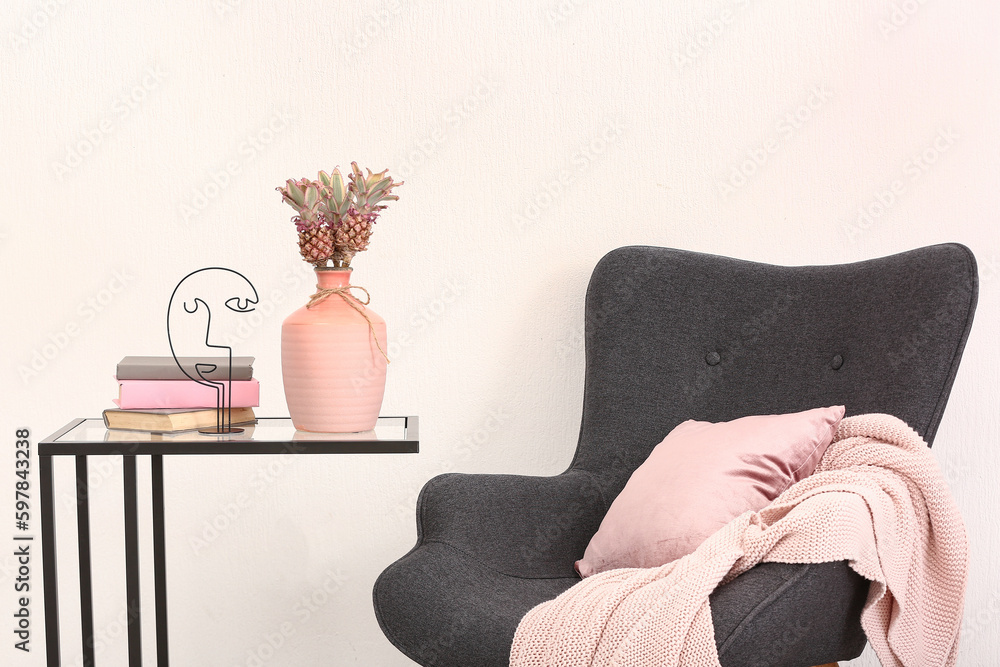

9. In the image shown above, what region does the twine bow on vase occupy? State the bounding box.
[306,284,391,364]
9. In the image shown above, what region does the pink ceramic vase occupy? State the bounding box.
[281,268,388,432]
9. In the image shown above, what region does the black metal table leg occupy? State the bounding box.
[151,455,169,665]
[123,455,142,666]
[40,455,60,667]
[75,457,95,667]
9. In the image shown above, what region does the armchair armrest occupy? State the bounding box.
[416,470,606,578]
[711,560,869,666]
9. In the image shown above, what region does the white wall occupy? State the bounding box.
[2,1,997,665]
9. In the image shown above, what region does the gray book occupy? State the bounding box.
[116,356,255,381]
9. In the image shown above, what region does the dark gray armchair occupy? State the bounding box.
[374,244,978,666]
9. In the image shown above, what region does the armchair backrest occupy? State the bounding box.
[571,244,978,500]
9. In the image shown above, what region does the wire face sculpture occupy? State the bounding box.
[166,267,259,434]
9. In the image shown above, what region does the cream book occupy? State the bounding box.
[103,407,256,432]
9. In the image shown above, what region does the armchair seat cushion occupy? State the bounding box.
[375,540,868,667]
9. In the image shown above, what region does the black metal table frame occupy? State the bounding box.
[38,416,419,667]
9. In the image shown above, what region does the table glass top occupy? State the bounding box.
[40,417,418,455]
[52,417,409,443]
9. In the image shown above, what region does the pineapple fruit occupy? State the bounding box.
[297,219,336,267]
[277,164,401,268]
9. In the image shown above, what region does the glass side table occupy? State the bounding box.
[38,416,418,667]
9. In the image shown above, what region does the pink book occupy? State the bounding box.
[114,378,260,409]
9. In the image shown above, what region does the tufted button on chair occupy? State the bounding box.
[374,244,978,666]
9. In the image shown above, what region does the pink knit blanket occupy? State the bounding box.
[510,414,969,667]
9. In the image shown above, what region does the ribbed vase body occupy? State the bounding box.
[281,268,387,432]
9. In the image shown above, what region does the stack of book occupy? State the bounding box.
[103,356,259,432]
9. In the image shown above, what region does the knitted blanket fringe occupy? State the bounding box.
[509,414,969,667]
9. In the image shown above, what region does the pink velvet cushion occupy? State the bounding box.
[575,405,845,577]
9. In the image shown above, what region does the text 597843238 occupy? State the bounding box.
[13,428,32,653]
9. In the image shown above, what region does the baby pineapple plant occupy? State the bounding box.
[277,163,402,268]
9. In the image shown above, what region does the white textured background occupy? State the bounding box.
[2,1,998,665]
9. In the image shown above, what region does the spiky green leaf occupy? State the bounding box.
[304,184,319,209]
[369,176,393,194]
[285,180,306,207]
[330,170,346,204]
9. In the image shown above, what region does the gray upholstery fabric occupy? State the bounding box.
[374,244,978,666]
[711,561,868,666]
